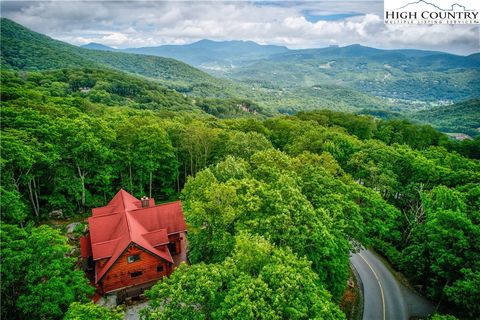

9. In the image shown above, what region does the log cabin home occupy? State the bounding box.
[80,189,187,299]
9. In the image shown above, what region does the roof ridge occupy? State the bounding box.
[89,209,129,218]
[125,209,134,242]
[92,237,122,245]
[120,189,128,210]
[142,228,167,235]
[130,200,181,211]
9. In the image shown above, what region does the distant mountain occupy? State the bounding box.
[81,42,115,51]
[266,44,478,69]
[3,17,478,125]
[1,18,392,114]
[226,44,480,102]
[120,39,290,68]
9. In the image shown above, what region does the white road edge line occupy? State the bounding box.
[358,252,386,320]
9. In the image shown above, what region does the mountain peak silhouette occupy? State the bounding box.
[395,0,473,11]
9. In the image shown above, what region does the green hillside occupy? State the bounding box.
[3,18,477,132]
[0,18,390,114]
[0,68,273,118]
[0,18,248,101]
[0,18,211,85]
[225,44,480,102]
[410,99,480,136]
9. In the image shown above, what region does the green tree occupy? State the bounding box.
[182,153,351,300]
[64,302,124,320]
[0,187,27,224]
[1,224,94,320]
[181,169,244,263]
[143,234,345,320]
[444,268,480,318]
[402,207,479,310]
[143,263,229,320]
[213,274,278,320]
[59,115,114,211]
[224,131,273,159]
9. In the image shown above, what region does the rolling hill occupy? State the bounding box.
[77,36,479,104]
[3,17,478,133]
[81,42,115,51]
[82,39,289,69]
[1,18,391,113]
[0,18,225,91]
[121,39,289,69]
[224,44,480,102]
[410,99,480,136]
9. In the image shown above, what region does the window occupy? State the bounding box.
[157,265,164,273]
[168,242,177,255]
[130,271,143,278]
[127,254,140,263]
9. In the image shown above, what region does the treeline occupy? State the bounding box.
[298,109,480,158]
[1,69,479,319]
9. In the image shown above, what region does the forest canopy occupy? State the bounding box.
[1,66,479,319]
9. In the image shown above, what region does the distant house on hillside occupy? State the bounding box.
[79,87,91,93]
[445,133,473,141]
[80,189,187,300]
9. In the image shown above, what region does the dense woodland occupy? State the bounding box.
[1,66,479,319]
[1,17,480,320]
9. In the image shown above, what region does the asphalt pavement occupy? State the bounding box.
[350,249,435,320]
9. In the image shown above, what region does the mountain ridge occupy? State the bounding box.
[77,38,478,74]
[0,18,233,93]
[81,42,116,51]
[1,18,391,114]
[2,17,479,133]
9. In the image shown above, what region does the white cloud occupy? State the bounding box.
[1,0,478,54]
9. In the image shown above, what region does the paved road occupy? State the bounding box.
[350,249,435,320]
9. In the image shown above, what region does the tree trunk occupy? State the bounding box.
[129,162,133,192]
[27,179,39,218]
[149,171,153,198]
[176,154,180,193]
[77,165,86,211]
[33,177,40,216]
[184,162,187,186]
[203,143,209,169]
[190,151,194,176]
[176,169,180,193]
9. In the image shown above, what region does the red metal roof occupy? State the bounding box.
[86,189,187,283]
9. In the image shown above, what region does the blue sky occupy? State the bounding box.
[1,1,478,54]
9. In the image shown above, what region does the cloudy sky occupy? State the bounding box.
[1,0,479,55]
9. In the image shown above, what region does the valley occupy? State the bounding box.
[1,15,479,320]
[2,18,478,136]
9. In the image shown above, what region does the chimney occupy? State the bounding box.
[141,196,150,208]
